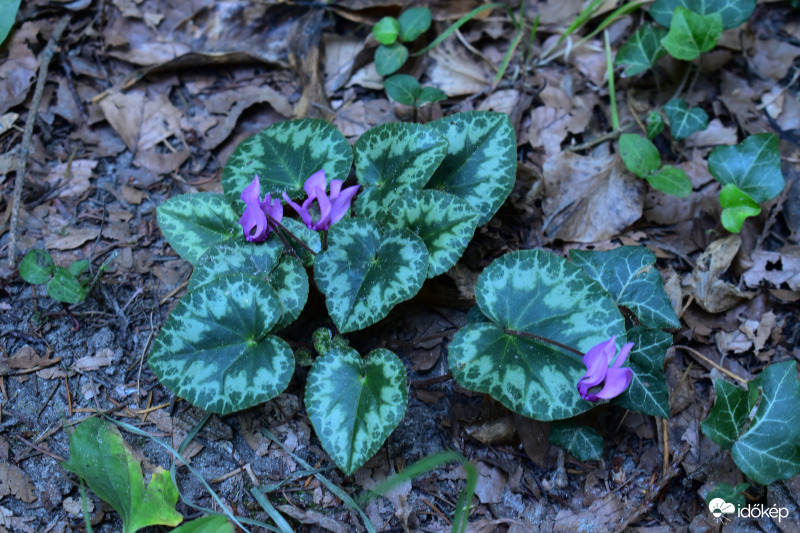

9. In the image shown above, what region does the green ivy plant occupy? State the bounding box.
[18,248,115,304]
[150,112,517,474]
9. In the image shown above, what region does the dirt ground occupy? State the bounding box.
[2,0,800,532]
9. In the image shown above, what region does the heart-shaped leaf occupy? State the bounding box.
[221,119,353,205]
[648,166,693,197]
[719,183,761,233]
[702,361,800,485]
[354,122,448,222]
[305,346,408,474]
[619,134,660,178]
[149,275,294,414]
[279,218,322,267]
[372,16,399,45]
[612,327,672,418]
[19,249,55,285]
[188,238,308,331]
[157,193,239,264]
[549,422,603,462]
[47,267,87,304]
[646,111,665,140]
[425,112,517,226]
[385,190,479,278]
[708,133,784,204]
[664,98,709,140]
[384,74,421,105]
[314,219,428,333]
[417,86,447,105]
[661,7,723,61]
[570,246,680,329]
[62,418,183,533]
[615,24,668,76]
[448,250,626,420]
[398,7,431,42]
[650,0,756,30]
[375,42,409,76]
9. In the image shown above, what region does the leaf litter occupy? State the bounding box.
[0,0,800,531]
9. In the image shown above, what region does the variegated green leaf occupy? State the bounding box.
[47,267,87,304]
[425,111,516,226]
[279,218,322,267]
[708,133,785,204]
[569,246,680,329]
[221,119,353,205]
[157,193,239,265]
[612,327,672,418]
[385,190,479,278]
[650,0,755,30]
[149,275,293,415]
[353,122,448,222]
[188,238,308,331]
[314,219,428,333]
[549,422,603,462]
[615,24,667,77]
[305,346,408,474]
[448,250,626,421]
[664,98,709,140]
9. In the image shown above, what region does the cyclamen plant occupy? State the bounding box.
[150,112,677,473]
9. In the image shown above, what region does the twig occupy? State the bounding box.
[7,15,71,269]
[15,434,66,462]
[674,345,749,385]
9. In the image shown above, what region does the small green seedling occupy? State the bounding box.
[384,74,446,107]
[372,7,432,76]
[619,133,692,197]
[19,249,115,304]
[663,98,708,140]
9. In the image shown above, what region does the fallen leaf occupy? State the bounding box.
[63,496,94,516]
[742,249,800,291]
[0,462,36,503]
[427,37,492,96]
[474,461,508,504]
[46,160,97,198]
[0,23,39,115]
[542,151,644,242]
[684,235,756,313]
[45,226,100,251]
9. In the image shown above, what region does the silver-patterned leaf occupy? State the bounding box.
[157,193,239,264]
[221,119,353,205]
[549,422,603,462]
[314,218,428,333]
[448,250,626,420]
[612,327,672,418]
[305,346,408,474]
[354,122,448,223]
[149,275,293,415]
[425,111,516,226]
[385,190,479,278]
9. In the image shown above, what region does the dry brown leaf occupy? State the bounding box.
[685,118,738,148]
[323,33,364,95]
[45,226,100,251]
[46,160,97,198]
[62,496,94,516]
[742,249,800,292]
[427,37,492,96]
[477,89,520,115]
[0,463,36,503]
[514,414,550,468]
[0,23,39,115]
[684,235,757,313]
[333,99,393,138]
[277,505,349,533]
[72,350,114,371]
[542,151,644,243]
[121,185,148,205]
[554,491,623,532]
[474,461,508,504]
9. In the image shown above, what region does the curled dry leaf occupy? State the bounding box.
[684,235,757,313]
[427,37,492,96]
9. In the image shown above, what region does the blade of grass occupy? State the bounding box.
[250,488,295,533]
[605,28,619,131]
[261,428,378,533]
[413,3,506,56]
[573,0,647,47]
[80,480,93,533]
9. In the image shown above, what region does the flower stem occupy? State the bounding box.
[267,214,318,256]
[503,328,584,357]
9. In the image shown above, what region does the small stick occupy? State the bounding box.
[8,15,71,269]
[15,434,66,463]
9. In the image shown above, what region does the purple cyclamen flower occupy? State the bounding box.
[577,336,634,402]
[282,169,359,231]
[239,175,283,243]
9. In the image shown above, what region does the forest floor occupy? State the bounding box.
[1,0,800,532]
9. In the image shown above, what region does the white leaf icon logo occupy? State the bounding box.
[708,498,736,517]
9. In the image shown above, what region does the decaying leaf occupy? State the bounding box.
[685,235,756,313]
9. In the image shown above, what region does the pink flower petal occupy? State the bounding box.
[329,179,343,198]
[303,169,327,199]
[586,367,633,401]
[328,185,359,225]
[610,342,634,368]
[283,191,313,229]
[240,175,261,204]
[239,204,268,242]
[313,191,333,230]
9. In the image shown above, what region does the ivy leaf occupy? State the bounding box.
[646,111,665,140]
[550,422,603,461]
[615,24,668,76]
[305,346,408,474]
[425,112,517,226]
[664,98,709,140]
[19,249,55,285]
[706,483,749,513]
[384,74,421,105]
[661,7,723,61]
[619,134,661,178]
[221,119,353,204]
[648,166,693,197]
[708,133,785,204]
[372,17,399,45]
[188,238,308,331]
[314,219,428,333]
[448,250,626,421]
[417,86,447,105]
[570,246,680,329]
[385,190,480,278]
[353,122,448,222]
[701,361,800,485]
[719,183,761,233]
[157,193,239,264]
[612,327,672,418]
[398,7,431,42]
[47,267,87,304]
[149,275,294,415]
[375,42,409,76]
[650,0,756,30]
[62,418,183,533]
